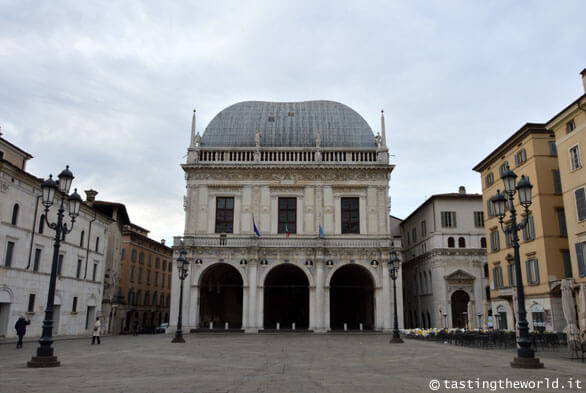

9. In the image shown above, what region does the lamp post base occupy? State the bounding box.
[510,357,543,369]
[171,336,185,343]
[390,336,404,344]
[27,356,61,368]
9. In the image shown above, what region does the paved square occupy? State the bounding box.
[0,334,584,393]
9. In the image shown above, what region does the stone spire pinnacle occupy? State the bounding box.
[190,109,196,148]
[381,109,387,148]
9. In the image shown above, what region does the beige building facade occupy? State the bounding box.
[474,124,569,332]
[547,70,586,287]
[171,101,401,333]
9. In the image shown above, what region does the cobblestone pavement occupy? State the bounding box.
[0,333,584,393]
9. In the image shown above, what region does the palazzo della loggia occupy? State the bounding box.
[170,100,401,332]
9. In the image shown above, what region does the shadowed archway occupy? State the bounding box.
[451,290,469,329]
[263,264,309,329]
[330,264,374,330]
[199,263,243,329]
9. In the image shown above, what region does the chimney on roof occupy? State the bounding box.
[581,68,586,93]
[85,189,98,203]
[458,186,466,195]
[161,239,166,245]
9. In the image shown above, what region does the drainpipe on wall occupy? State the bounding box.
[26,195,42,270]
[84,210,97,279]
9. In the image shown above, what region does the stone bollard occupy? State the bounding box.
[209,322,213,330]
[292,323,296,331]
[344,323,348,331]
[359,323,363,331]
[225,322,229,330]
[276,322,280,331]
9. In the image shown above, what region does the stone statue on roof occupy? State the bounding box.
[315,133,321,149]
[375,133,382,148]
[255,131,261,148]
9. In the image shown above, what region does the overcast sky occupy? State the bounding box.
[1,1,585,243]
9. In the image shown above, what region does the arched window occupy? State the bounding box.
[448,237,455,248]
[80,230,85,248]
[11,203,19,225]
[481,237,487,248]
[38,214,45,234]
[483,263,489,278]
[458,237,466,248]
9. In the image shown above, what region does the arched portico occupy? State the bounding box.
[263,264,309,329]
[198,263,244,329]
[329,264,375,330]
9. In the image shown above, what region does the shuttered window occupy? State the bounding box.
[576,188,586,221]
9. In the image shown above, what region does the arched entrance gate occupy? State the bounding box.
[263,264,309,329]
[199,263,243,329]
[329,264,375,330]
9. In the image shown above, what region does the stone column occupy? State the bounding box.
[315,260,325,332]
[247,261,258,333]
[382,261,392,330]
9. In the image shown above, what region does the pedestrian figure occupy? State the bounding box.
[91,317,101,344]
[15,316,30,349]
[133,319,139,336]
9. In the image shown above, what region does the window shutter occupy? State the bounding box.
[529,215,535,239]
[549,141,558,155]
[576,188,586,221]
[515,154,519,166]
[553,170,562,194]
[576,242,586,277]
[535,259,540,284]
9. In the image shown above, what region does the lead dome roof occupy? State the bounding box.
[201,100,376,148]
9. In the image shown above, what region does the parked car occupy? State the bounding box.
[156,323,169,334]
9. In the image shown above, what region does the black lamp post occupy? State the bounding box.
[491,164,543,369]
[172,249,189,343]
[389,250,403,343]
[28,166,82,368]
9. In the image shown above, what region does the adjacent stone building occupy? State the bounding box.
[171,101,401,332]
[0,135,110,338]
[120,223,172,332]
[401,187,488,329]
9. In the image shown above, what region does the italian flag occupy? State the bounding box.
[285,217,290,238]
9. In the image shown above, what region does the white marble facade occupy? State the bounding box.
[0,137,109,338]
[170,101,402,332]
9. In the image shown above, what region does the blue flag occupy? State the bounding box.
[319,224,325,238]
[253,215,261,237]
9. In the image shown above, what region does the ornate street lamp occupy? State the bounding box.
[491,164,543,369]
[28,166,82,368]
[389,249,403,343]
[172,249,189,343]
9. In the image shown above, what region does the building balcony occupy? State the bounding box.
[173,235,392,249]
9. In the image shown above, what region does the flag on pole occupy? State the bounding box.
[319,224,325,238]
[253,215,261,237]
[285,217,290,238]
